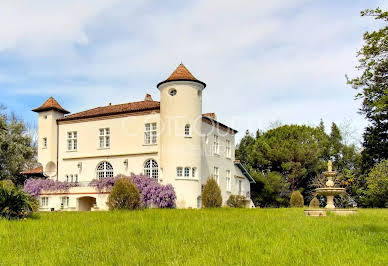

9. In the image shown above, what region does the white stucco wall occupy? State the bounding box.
[57,113,160,183]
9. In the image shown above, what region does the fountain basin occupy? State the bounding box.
[315,187,345,196]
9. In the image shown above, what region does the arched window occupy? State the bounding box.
[185,124,190,136]
[144,159,158,181]
[96,161,114,179]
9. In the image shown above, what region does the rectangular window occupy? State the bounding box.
[177,167,183,177]
[75,174,78,183]
[61,196,69,208]
[145,123,157,144]
[184,167,190,177]
[99,128,110,148]
[66,175,69,182]
[226,140,231,158]
[238,180,242,195]
[43,137,47,149]
[67,131,77,151]
[226,170,231,191]
[214,135,219,154]
[192,167,196,178]
[214,167,219,185]
[41,197,48,207]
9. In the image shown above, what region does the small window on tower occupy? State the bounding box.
[169,88,177,96]
[43,138,47,149]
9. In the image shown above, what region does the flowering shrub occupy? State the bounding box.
[24,178,79,197]
[89,174,176,208]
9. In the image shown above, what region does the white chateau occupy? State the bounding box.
[25,64,254,211]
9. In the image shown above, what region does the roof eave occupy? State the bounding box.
[157,79,206,88]
[235,161,255,183]
[32,107,70,114]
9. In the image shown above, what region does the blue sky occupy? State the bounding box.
[0,0,386,144]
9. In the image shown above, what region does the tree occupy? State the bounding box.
[107,178,141,210]
[364,160,388,207]
[251,171,290,208]
[347,8,388,172]
[202,178,222,208]
[0,108,36,185]
[235,130,256,167]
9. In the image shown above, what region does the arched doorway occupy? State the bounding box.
[78,196,96,211]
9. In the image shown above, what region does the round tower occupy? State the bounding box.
[157,64,206,208]
[32,97,69,179]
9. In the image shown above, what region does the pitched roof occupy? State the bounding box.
[157,63,206,88]
[234,160,255,183]
[202,115,238,134]
[20,166,43,175]
[59,99,160,121]
[32,97,70,114]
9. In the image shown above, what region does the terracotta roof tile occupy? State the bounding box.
[32,97,70,114]
[157,63,206,88]
[20,166,43,175]
[59,99,160,121]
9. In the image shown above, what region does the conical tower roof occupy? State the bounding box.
[157,63,206,88]
[32,97,70,114]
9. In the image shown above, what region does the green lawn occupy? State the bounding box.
[0,209,387,265]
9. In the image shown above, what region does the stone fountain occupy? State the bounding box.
[304,160,357,216]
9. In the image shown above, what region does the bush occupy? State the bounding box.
[309,197,320,208]
[107,178,141,210]
[364,160,388,208]
[290,190,304,207]
[202,178,222,208]
[226,195,249,208]
[0,180,38,219]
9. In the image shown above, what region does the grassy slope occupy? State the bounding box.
[0,209,387,265]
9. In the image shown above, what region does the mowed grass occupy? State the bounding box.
[0,209,387,265]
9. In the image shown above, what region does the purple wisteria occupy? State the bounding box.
[89,174,176,208]
[24,178,79,197]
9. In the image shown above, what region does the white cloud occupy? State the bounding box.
[1,0,384,144]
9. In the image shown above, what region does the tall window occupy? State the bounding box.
[184,167,190,177]
[213,135,219,154]
[96,161,114,179]
[214,167,219,185]
[226,140,231,158]
[184,124,190,136]
[75,174,78,183]
[99,128,110,148]
[226,170,231,191]
[144,159,158,181]
[192,167,197,178]
[41,197,48,207]
[67,131,77,151]
[61,196,69,208]
[43,137,47,149]
[66,175,69,182]
[238,180,242,195]
[177,167,183,177]
[144,123,157,144]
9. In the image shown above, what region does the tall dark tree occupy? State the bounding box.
[348,8,388,172]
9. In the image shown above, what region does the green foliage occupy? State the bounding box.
[237,122,363,207]
[0,180,38,219]
[226,195,249,208]
[347,8,388,172]
[309,197,320,208]
[364,160,388,207]
[251,171,290,207]
[202,178,222,208]
[0,108,36,185]
[107,178,141,210]
[290,190,304,207]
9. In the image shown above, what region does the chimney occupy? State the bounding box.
[144,94,153,101]
[203,112,216,120]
